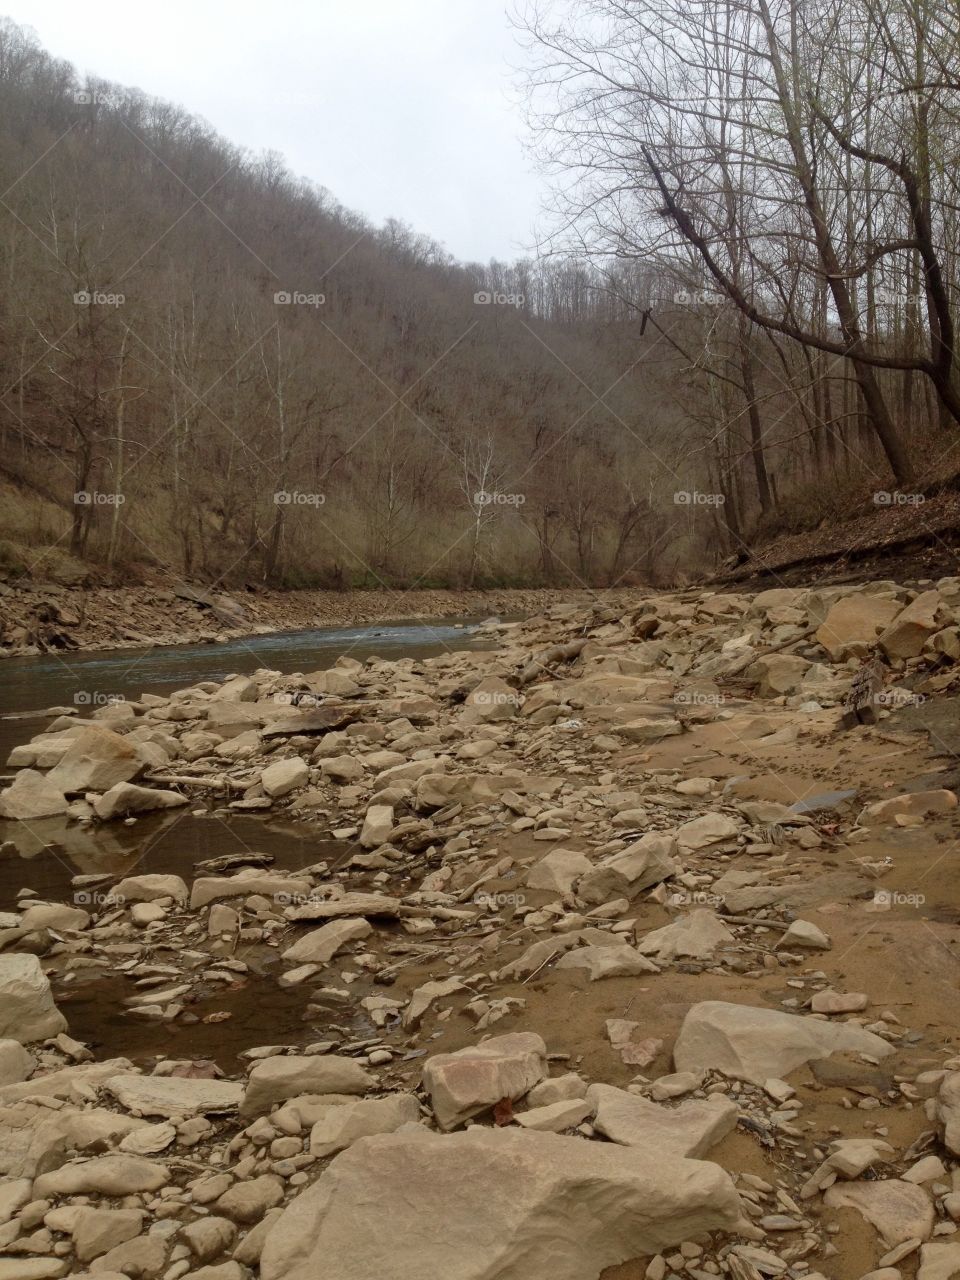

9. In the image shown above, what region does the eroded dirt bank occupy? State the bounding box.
[0,578,960,1280]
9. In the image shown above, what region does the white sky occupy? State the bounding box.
[4,0,544,263]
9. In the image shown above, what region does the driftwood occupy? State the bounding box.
[720,624,819,679]
[517,638,588,685]
[144,772,247,793]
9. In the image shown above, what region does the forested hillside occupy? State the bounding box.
[0,8,954,593]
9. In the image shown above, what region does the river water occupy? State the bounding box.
[0,617,494,907]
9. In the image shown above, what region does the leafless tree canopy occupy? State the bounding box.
[2,7,957,590]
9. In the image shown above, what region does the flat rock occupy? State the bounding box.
[513,1099,593,1132]
[673,1000,893,1084]
[824,1178,934,1247]
[102,1073,243,1118]
[284,893,399,921]
[190,872,312,910]
[259,1127,744,1280]
[281,918,372,965]
[676,813,739,850]
[33,1154,169,1197]
[587,1084,738,1157]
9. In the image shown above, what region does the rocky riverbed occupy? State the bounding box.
[0,578,960,1280]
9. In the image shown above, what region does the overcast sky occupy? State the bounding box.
[4,0,545,263]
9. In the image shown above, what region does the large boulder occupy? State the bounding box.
[816,594,901,660]
[240,1055,373,1118]
[879,591,945,660]
[673,1001,893,1084]
[259,1127,744,1280]
[576,834,677,905]
[47,726,146,794]
[0,769,67,820]
[587,1085,737,1158]
[0,954,67,1043]
[421,1032,547,1131]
